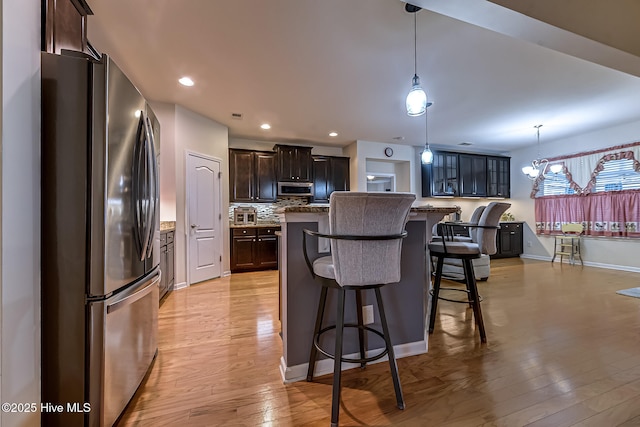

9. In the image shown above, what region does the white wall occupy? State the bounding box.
[347,140,417,193]
[1,0,41,425]
[151,102,177,221]
[509,119,640,270]
[174,106,230,283]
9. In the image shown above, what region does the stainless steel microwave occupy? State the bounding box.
[277,181,314,196]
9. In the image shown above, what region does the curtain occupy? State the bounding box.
[535,190,640,237]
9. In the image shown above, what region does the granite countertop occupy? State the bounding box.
[160,221,176,231]
[275,205,460,214]
[229,222,281,229]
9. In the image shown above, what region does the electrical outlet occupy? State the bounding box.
[527,240,533,247]
[362,305,374,325]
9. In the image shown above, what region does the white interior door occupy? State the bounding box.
[187,153,222,284]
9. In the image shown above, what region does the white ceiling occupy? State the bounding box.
[86,0,640,153]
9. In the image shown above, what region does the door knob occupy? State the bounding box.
[191,224,198,229]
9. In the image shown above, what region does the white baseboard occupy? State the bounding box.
[279,340,427,383]
[223,270,231,277]
[173,281,188,290]
[519,254,640,273]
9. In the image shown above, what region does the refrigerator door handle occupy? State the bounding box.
[143,115,158,259]
[107,272,161,314]
[133,113,149,261]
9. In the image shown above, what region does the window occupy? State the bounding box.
[536,171,575,197]
[593,158,640,192]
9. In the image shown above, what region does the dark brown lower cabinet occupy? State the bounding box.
[492,222,524,258]
[159,230,175,301]
[231,226,280,272]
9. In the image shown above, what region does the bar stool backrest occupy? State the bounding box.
[328,192,415,287]
[476,202,511,255]
[468,205,486,242]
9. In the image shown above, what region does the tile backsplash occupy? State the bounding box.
[229,197,316,223]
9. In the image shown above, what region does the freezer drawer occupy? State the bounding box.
[89,271,160,426]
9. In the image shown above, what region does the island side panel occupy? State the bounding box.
[283,219,427,368]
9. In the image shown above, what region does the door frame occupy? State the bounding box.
[185,150,223,286]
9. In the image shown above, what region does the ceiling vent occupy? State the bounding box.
[231,113,243,120]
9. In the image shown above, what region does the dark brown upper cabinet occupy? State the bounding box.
[43,0,94,54]
[274,145,312,182]
[459,154,487,197]
[422,150,510,199]
[487,156,511,198]
[312,155,350,202]
[229,149,277,202]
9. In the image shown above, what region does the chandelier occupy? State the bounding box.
[521,125,562,180]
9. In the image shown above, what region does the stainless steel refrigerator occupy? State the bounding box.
[41,51,161,426]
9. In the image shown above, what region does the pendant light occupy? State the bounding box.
[522,125,550,180]
[406,4,427,117]
[421,102,434,164]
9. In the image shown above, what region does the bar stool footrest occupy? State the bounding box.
[314,323,389,364]
[429,287,483,303]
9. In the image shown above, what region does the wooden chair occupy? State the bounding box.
[302,191,415,427]
[552,223,584,265]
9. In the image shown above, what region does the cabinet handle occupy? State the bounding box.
[510,232,515,235]
[258,238,261,242]
[243,230,247,234]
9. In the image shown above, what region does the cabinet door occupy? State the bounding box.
[295,147,313,181]
[459,154,487,197]
[159,244,168,298]
[231,236,256,271]
[229,149,254,202]
[255,152,277,202]
[487,156,510,198]
[312,156,331,202]
[256,235,278,268]
[331,157,350,193]
[166,242,175,287]
[276,146,296,181]
[430,152,458,196]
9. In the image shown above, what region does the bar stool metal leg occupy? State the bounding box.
[429,256,444,334]
[331,288,346,427]
[375,288,405,410]
[307,286,328,382]
[355,289,366,369]
[463,258,486,343]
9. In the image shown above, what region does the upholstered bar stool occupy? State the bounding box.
[303,192,415,427]
[428,202,510,343]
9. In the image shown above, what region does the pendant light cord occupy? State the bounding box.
[535,124,542,159]
[413,12,418,76]
[425,104,429,147]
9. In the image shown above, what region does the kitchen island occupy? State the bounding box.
[276,204,459,382]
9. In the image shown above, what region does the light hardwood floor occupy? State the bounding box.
[116,258,640,426]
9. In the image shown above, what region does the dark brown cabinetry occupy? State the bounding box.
[43,0,94,54]
[422,150,510,198]
[229,149,277,202]
[459,154,487,197]
[312,155,350,202]
[487,156,511,198]
[231,226,280,272]
[492,222,523,258]
[423,151,459,197]
[159,230,175,301]
[275,145,312,182]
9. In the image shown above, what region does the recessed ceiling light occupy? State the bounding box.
[329,132,338,137]
[178,77,194,87]
[260,123,271,130]
[134,110,141,118]
[392,136,405,141]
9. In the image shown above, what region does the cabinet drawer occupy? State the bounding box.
[233,228,257,237]
[500,223,521,232]
[258,227,280,236]
[166,231,174,244]
[160,232,167,245]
